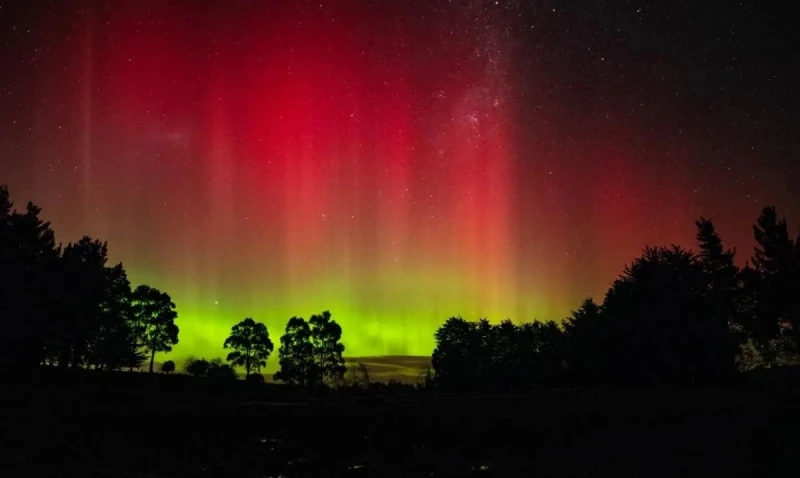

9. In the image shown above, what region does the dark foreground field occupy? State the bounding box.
[2,372,800,477]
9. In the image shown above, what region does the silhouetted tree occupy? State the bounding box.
[185,356,210,377]
[488,319,522,388]
[563,298,608,384]
[309,311,346,385]
[600,245,735,384]
[55,237,111,368]
[523,320,568,386]
[48,236,145,371]
[0,186,59,374]
[473,318,496,386]
[87,263,144,371]
[736,265,779,364]
[208,358,237,381]
[432,317,480,391]
[745,207,800,356]
[555,210,800,379]
[131,285,179,373]
[695,218,740,377]
[432,316,567,391]
[161,360,175,373]
[0,185,180,376]
[0,185,9,219]
[223,317,274,377]
[121,344,147,371]
[274,317,317,386]
[274,312,346,386]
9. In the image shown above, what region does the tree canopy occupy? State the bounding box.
[0,186,59,374]
[274,317,316,386]
[0,186,183,375]
[161,360,175,373]
[309,311,347,385]
[432,317,567,391]
[223,317,274,377]
[130,285,179,373]
[274,311,346,386]
[432,211,800,388]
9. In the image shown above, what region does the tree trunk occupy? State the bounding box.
[149,347,156,373]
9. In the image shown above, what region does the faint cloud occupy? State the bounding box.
[346,355,432,384]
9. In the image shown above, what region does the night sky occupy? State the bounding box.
[1,0,798,367]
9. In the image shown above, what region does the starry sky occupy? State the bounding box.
[1,0,798,368]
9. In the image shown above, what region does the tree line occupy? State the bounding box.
[182,311,347,386]
[0,185,179,374]
[3,184,800,390]
[431,210,800,390]
[0,184,348,385]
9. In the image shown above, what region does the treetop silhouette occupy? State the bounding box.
[223,317,274,377]
[3,183,800,391]
[274,311,346,386]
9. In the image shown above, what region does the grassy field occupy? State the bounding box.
[2,372,800,477]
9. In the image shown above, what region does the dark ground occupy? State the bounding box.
[2,370,800,477]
